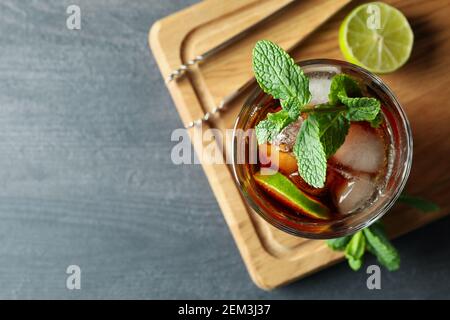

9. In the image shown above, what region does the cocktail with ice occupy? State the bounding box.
[232,43,412,239]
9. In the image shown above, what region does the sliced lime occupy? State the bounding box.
[339,2,414,73]
[254,171,330,220]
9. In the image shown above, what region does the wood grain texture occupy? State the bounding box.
[0,0,449,299]
[150,0,450,290]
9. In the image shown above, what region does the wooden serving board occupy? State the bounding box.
[149,0,450,290]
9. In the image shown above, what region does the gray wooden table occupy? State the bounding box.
[0,0,448,299]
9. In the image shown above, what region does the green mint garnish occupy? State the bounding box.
[280,97,302,119]
[314,106,350,158]
[330,74,381,122]
[255,110,295,144]
[328,74,362,104]
[327,194,437,272]
[252,40,311,121]
[293,97,379,187]
[293,74,383,187]
[252,40,382,187]
[293,115,327,188]
[340,96,381,122]
[328,223,399,272]
[369,112,384,128]
[398,193,440,212]
[344,230,366,271]
[326,235,351,251]
[327,222,400,271]
[363,223,400,271]
[293,109,349,188]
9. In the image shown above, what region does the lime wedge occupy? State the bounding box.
[339,2,414,73]
[254,171,330,220]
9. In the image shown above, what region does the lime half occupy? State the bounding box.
[339,2,414,73]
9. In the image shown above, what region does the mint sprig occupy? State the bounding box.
[294,74,383,187]
[252,40,383,188]
[327,223,399,272]
[327,194,439,272]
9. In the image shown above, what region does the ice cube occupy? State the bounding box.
[332,173,376,215]
[271,117,303,151]
[309,76,332,105]
[332,123,385,173]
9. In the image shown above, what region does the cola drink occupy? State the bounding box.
[233,60,412,238]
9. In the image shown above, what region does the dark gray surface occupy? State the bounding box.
[0,0,448,299]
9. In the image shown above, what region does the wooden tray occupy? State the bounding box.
[149,0,450,290]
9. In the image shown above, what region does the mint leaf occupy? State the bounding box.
[365,238,375,255]
[329,74,380,122]
[369,112,384,128]
[348,256,363,271]
[292,109,349,187]
[329,74,362,104]
[316,109,350,158]
[252,40,310,116]
[345,231,366,271]
[340,95,381,121]
[398,194,440,212]
[363,223,400,271]
[255,110,294,144]
[327,235,351,251]
[293,115,327,188]
[280,97,302,119]
[255,119,273,144]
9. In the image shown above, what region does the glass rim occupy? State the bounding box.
[231,59,413,239]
